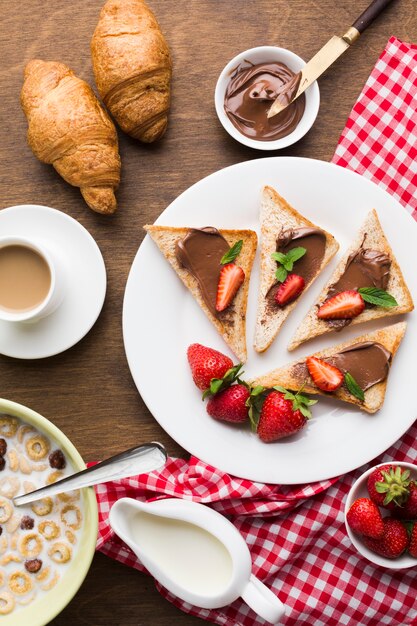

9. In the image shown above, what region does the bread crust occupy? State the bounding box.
[250,322,407,413]
[144,225,257,362]
[254,186,339,353]
[289,210,414,351]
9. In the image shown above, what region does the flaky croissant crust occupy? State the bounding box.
[21,59,121,214]
[91,0,172,142]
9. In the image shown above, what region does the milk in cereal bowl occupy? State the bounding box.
[0,399,97,626]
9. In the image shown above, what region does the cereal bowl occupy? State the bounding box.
[0,398,98,625]
[214,45,320,150]
[344,462,417,570]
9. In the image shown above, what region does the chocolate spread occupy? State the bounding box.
[330,342,391,391]
[175,228,230,316]
[224,61,305,141]
[324,242,391,330]
[266,226,326,307]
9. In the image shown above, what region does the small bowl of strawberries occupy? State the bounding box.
[345,461,417,569]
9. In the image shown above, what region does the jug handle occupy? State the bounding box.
[241,574,285,624]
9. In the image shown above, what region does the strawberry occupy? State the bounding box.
[187,344,233,391]
[306,356,343,392]
[216,264,245,312]
[346,498,384,539]
[257,387,316,443]
[363,518,408,558]
[206,384,250,423]
[393,481,417,520]
[275,274,305,306]
[406,522,417,557]
[317,290,365,320]
[367,464,410,510]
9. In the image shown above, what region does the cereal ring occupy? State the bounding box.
[0,537,8,556]
[58,489,80,503]
[36,566,50,582]
[39,520,60,541]
[48,542,72,564]
[0,499,12,524]
[0,570,4,587]
[0,416,18,438]
[31,463,48,472]
[31,497,53,517]
[6,515,21,534]
[41,571,59,591]
[46,471,63,485]
[19,533,42,558]
[23,481,35,494]
[8,571,33,595]
[17,425,35,444]
[18,592,36,605]
[1,554,21,566]
[19,456,32,475]
[26,435,50,461]
[0,477,20,498]
[65,530,76,544]
[7,450,19,472]
[10,533,18,550]
[61,505,82,530]
[0,591,15,614]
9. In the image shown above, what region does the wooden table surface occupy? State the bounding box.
[0,0,415,623]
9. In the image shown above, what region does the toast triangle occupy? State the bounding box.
[288,210,414,351]
[254,185,339,353]
[250,322,407,414]
[144,225,257,362]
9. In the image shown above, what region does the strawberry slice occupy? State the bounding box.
[216,264,245,312]
[317,290,365,320]
[275,274,305,307]
[306,356,344,392]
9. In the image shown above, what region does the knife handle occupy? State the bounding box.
[352,0,395,34]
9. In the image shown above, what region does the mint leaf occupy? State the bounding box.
[344,372,365,401]
[358,287,398,308]
[271,247,306,283]
[275,266,288,283]
[285,247,306,264]
[221,240,243,265]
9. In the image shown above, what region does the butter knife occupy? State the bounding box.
[14,442,167,506]
[268,0,395,118]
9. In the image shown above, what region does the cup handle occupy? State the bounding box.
[241,574,285,624]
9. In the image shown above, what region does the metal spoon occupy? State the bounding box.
[13,442,167,507]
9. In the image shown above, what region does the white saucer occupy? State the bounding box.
[0,205,106,359]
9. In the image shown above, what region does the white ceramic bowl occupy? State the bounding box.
[344,462,417,570]
[214,46,320,150]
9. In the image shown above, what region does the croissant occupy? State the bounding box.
[21,60,121,215]
[91,0,172,143]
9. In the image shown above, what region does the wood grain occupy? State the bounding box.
[0,0,415,623]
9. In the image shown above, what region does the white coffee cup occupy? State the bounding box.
[110,497,286,624]
[0,236,65,323]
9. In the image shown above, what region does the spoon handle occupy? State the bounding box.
[14,442,167,506]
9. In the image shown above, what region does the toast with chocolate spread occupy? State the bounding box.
[251,322,407,414]
[144,224,257,362]
[254,185,339,353]
[288,210,414,351]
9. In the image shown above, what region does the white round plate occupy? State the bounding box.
[0,205,106,359]
[123,158,417,484]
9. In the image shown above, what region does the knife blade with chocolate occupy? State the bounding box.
[267,0,395,119]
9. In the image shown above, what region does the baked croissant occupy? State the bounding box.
[91,0,172,143]
[21,60,121,215]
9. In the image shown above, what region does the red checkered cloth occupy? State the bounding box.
[95,37,417,626]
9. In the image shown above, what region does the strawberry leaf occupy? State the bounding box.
[273,385,317,419]
[358,287,398,308]
[202,364,243,399]
[246,386,267,432]
[221,240,243,265]
[344,372,365,401]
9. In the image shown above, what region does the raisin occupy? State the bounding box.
[0,439,6,456]
[49,449,66,470]
[0,457,5,472]
[20,515,35,530]
[25,558,42,573]
[0,527,2,536]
